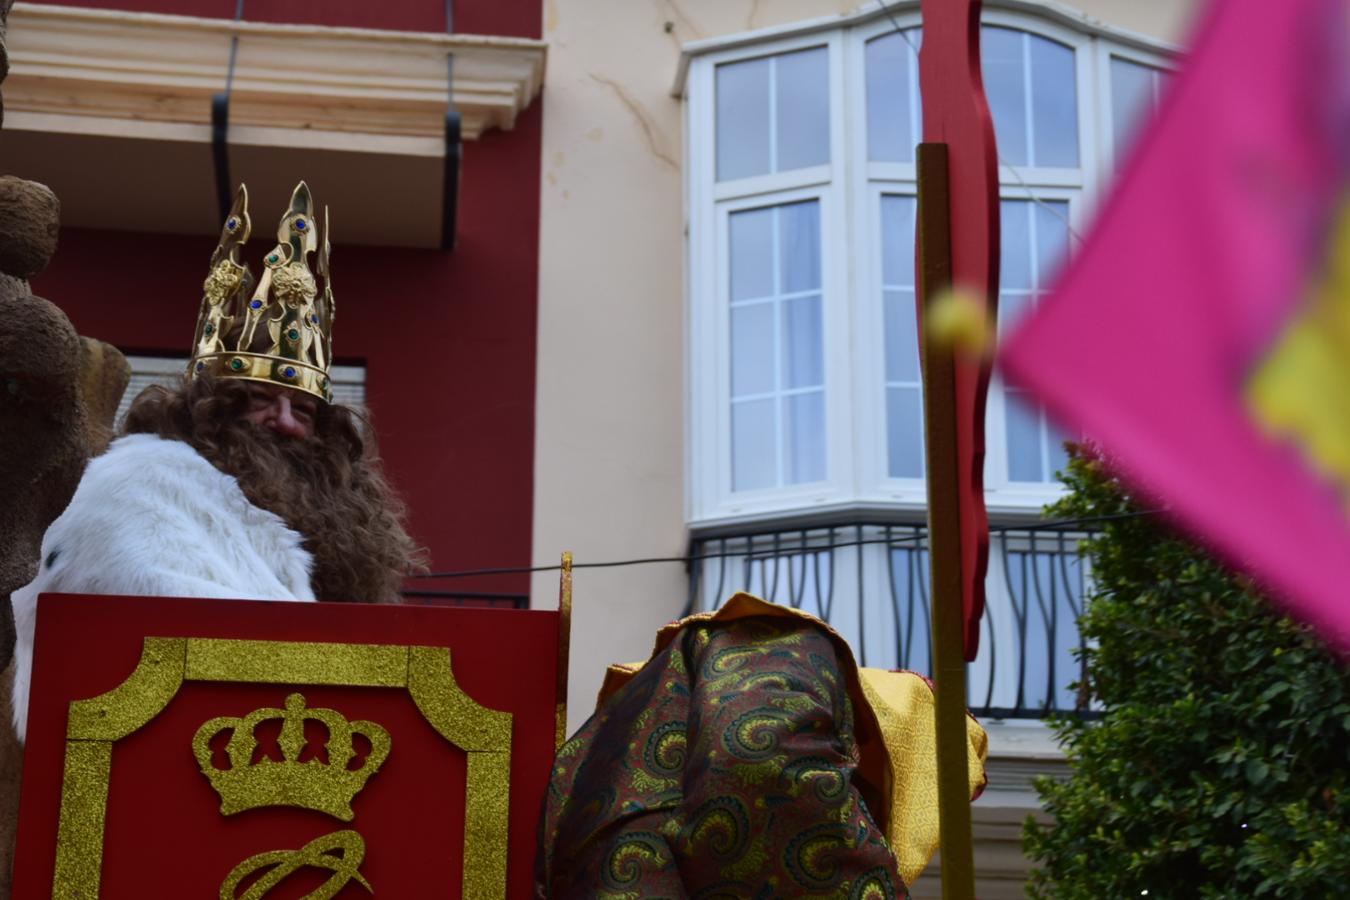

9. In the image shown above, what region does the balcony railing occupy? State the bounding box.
[687,520,1094,720]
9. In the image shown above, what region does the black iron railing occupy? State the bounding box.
[687,520,1095,720]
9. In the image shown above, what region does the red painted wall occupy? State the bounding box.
[28,4,543,599]
[21,0,539,38]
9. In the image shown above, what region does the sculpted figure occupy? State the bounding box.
[0,7,132,889]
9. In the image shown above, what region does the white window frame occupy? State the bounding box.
[684,0,1176,528]
[851,15,923,510]
[689,30,853,523]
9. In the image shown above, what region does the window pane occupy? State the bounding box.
[728,199,827,494]
[785,391,826,484]
[731,303,774,397]
[733,399,777,491]
[1034,200,1070,287]
[1005,389,1044,482]
[981,27,1078,169]
[776,47,830,172]
[1047,422,1070,478]
[866,30,920,163]
[1029,34,1078,166]
[999,291,1032,334]
[981,27,1028,166]
[881,193,921,480]
[779,200,822,293]
[884,290,920,383]
[887,386,925,478]
[999,197,1069,484]
[999,199,1032,291]
[730,207,774,301]
[880,195,916,286]
[716,57,771,181]
[1110,56,1159,164]
[783,295,824,389]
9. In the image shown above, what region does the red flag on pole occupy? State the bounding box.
[918,0,1000,661]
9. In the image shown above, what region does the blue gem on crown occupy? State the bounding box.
[294,217,308,232]
[225,216,239,232]
[250,299,263,309]
[282,366,297,379]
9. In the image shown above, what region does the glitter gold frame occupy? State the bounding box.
[53,637,512,900]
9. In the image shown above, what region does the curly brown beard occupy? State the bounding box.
[121,375,425,603]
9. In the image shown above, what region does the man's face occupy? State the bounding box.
[240,382,318,439]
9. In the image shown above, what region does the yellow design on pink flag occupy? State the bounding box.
[1001,0,1350,648]
[1248,201,1350,503]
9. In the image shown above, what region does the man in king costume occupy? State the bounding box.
[9,182,422,745]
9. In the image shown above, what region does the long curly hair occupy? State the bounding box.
[122,375,424,603]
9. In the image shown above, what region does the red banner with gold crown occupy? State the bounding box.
[13,594,566,899]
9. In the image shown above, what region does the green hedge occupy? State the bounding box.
[1023,450,1350,898]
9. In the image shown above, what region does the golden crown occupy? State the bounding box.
[188,181,335,402]
[191,693,390,821]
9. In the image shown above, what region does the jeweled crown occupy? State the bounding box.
[188,182,335,402]
[191,693,390,821]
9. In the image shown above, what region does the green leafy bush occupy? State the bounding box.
[1023,450,1350,898]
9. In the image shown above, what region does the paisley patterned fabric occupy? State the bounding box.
[537,608,911,899]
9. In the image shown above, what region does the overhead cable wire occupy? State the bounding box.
[409,508,1162,580]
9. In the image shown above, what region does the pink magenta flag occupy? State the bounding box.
[1000,0,1350,650]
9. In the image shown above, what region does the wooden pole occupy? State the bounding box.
[554,552,573,751]
[917,141,977,900]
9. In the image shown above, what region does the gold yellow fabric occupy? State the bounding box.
[1248,201,1350,502]
[595,593,988,885]
[857,668,988,885]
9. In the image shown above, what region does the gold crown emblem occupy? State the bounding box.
[191,693,390,821]
[189,182,335,402]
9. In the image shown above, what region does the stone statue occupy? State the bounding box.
[0,2,131,892]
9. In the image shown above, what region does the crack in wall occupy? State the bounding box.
[746,0,762,30]
[588,73,679,172]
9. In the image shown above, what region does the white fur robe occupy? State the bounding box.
[10,434,315,743]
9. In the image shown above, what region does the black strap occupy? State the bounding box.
[212,0,246,223]
[441,46,461,251]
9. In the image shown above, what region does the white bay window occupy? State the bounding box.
[684,1,1174,525]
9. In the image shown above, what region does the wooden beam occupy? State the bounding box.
[917,141,977,900]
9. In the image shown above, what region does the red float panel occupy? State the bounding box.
[13,594,561,898]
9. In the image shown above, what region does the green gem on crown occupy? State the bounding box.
[229,358,245,372]
[287,328,300,342]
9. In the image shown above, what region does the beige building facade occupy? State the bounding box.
[532,1,1199,893]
